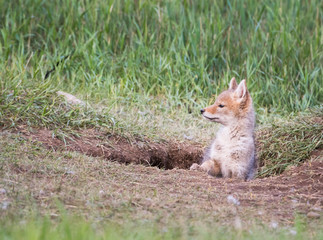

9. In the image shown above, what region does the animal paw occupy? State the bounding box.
[190,163,201,171]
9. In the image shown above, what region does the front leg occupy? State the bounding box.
[190,160,221,177]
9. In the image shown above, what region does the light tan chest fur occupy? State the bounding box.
[209,125,255,178]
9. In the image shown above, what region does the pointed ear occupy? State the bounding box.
[229,77,238,90]
[234,79,247,99]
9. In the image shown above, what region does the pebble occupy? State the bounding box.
[310,206,322,212]
[64,167,75,175]
[307,211,320,219]
[257,210,264,215]
[227,195,240,206]
[99,190,105,195]
[1,201,10,210]
[289,229,297,235]
[270,221,278,229]
[56,91,85,106]
[183,134,193,140]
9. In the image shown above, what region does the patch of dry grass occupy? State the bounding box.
[257,108,323,177]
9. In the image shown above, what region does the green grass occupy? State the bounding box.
[1,76,322,177]
[0,79,117,133]
[0,0,322,178]
[0,0,322,113]
[0,215,322,240]
[1,0,323,238]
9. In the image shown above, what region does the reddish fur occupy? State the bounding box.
[204,89,251,118]
[191,78,256,180]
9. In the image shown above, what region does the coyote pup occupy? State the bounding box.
[190,78,256,180]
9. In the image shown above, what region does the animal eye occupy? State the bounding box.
[219,104,225,108]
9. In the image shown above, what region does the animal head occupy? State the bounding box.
[200,78,253,125]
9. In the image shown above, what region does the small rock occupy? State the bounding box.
[50,213,59,218]
[289,229,297,235]
[227,195,240,206]
[144,198,153,207]
[64,167,75,175]
[57,91,85,106]
[307,211,320,219]
[291,199,299,208]
[270,221,278,229]
[310,206,322,212]
[190,163,200,171]
[183,134,193,140]
[1,201,10,210]
[0,189,6,194]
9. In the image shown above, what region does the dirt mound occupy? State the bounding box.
[21,128,203,170]
[1,129,322,224]
[22,128,322,212]
[179,160,323,221]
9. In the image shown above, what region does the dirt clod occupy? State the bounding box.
[307,212,321,219]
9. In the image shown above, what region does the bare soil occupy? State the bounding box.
[2,127,323,225]
[21,128,203,170]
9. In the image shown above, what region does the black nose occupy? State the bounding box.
[200,109,205,114]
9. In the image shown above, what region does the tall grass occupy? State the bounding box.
[0,0,322,113]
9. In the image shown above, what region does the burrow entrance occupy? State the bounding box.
[21,128,203,170]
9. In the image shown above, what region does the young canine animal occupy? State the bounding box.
[190,78,256,180]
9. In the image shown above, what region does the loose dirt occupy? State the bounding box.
[21,128,203,170]
[2,127,323,225]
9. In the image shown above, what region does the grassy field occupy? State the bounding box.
[0,0,322,239]
[1,0,322,113]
